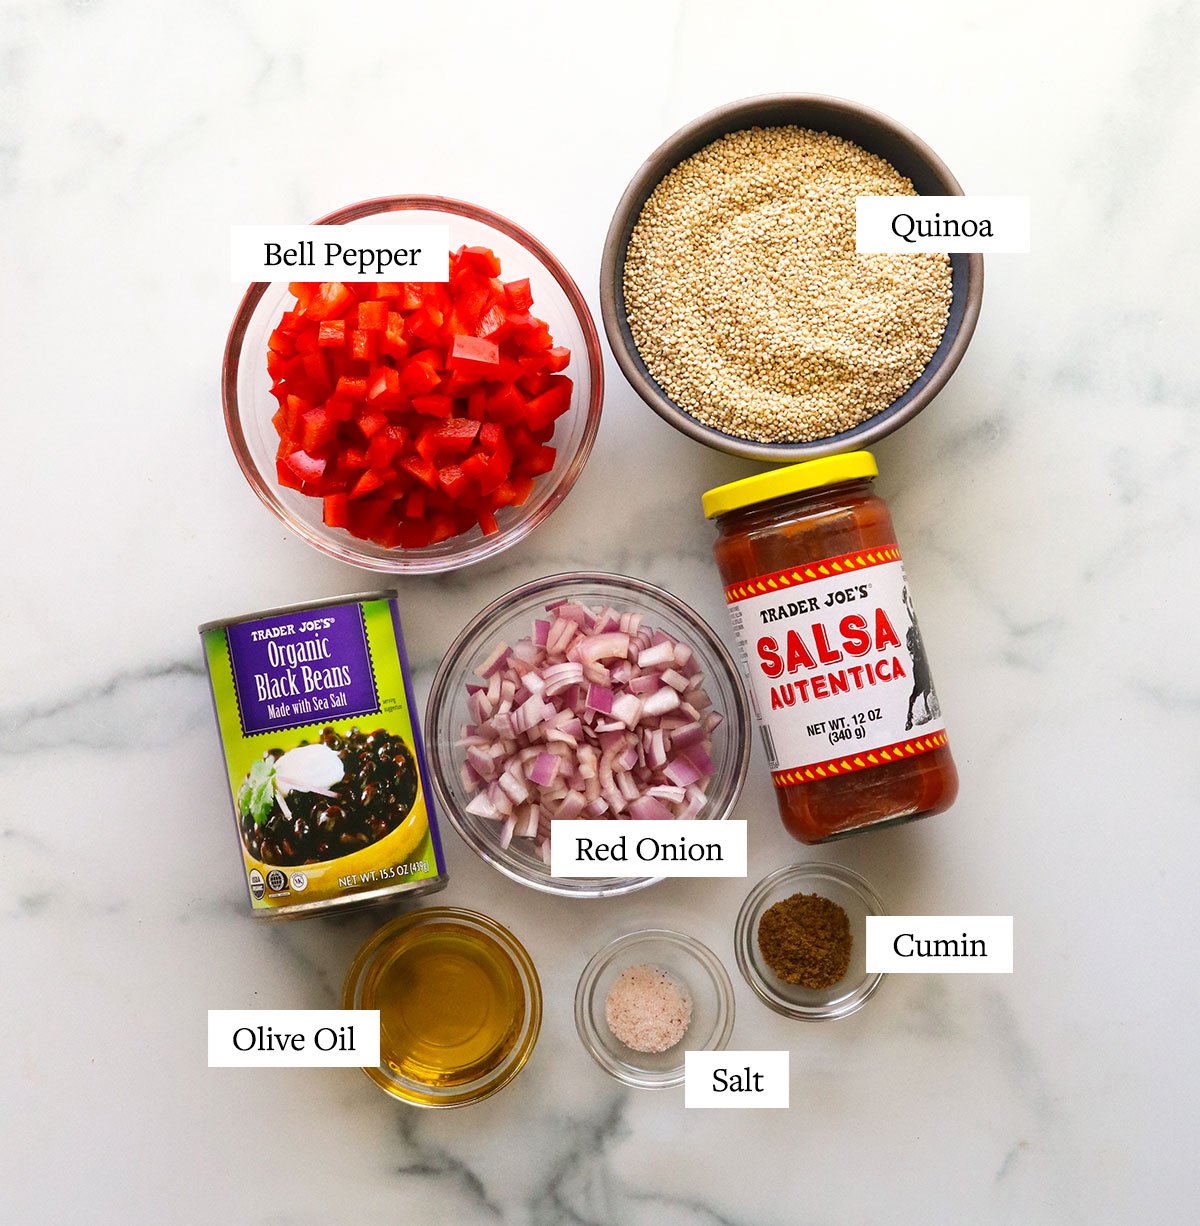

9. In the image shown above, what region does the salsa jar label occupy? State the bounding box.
[721,546,947,785]
[200,594,447,917]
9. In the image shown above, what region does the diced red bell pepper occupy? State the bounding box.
[476,304,510,340]
[467,387,488,421]
[438,464,469,499]
[283,449,326,484]
[524,444,556,476]
[288,284,316,312]
[509,473,535,506]
[350,469,388,499]
[323,493,351,529]
[503,279,534,311]
[348,495,392,539]
[366,425,408,469]
[299,407,337,453]
[350,329,380,363]
[335,375,368,401]
[318,320,346,348]
[484,384,527,424]
[407,306,443,344]
[411,393,454,418]
[433,418,481,454]
[545,346,571,373]
[400,454,439,490]
[276,457,303,490]
[268,253,571,551]
[415,425,439,464]
[478,422,504,453]
[356,411,388,440]
[429,511,459,543]
[460,247,502,276]
[268,327,295,356]
[366,366,402,410]
[382,312,409,361]
[356,300,387,330]
[447,334,500,378]
[401,355,442,396]
[525,377,573,431]
[397,520,434,549]
[307,282,355,322]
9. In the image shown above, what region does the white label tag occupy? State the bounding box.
[722,548,946,788]
[685,1051,789,1108]
[865,917,1013,973]
[230,225,450,281]
[856,195,1030,253]
[207,1010,380,1067]
[549,820,746,878]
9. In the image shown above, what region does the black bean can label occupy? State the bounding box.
[200,592,447,918]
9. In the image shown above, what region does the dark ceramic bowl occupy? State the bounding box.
[600,94,984,462]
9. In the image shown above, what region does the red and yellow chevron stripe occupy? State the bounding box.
[724,546,902,604]
[771,729,949,787]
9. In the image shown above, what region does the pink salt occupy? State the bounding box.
[604,963,693,1054]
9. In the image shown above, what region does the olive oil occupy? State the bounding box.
[365,921,526,1090]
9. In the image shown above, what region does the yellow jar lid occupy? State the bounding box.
[702,451,878,519]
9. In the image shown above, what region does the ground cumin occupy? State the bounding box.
[757,892,852,989]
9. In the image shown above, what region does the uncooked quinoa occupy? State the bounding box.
[623,126,953,443]
[604,963,693,1053]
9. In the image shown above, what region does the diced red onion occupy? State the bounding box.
[476,642,512,678]
[528,753,561,787]
[459,600,725,860]
[664,756,701,788]
[610,693,642,728]
[641,687,680,717]
[586,684,614,714]
[637,642,675,669]
[629,795,674,821]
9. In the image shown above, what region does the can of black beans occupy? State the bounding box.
[199,592,448,918]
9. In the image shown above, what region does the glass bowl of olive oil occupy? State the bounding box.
[344,906,542,1107]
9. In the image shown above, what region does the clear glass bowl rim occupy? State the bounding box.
[734,861,887,1021]
[573,927,736,1088]
[424,570,753,898]
[342,904,543,1108]
[221,194,604,574]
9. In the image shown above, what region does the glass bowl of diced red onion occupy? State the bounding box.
[425,572,752,897]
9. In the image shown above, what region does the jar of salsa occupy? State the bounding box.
[703,452,957,844]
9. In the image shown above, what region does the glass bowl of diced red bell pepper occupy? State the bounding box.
[222,196,604,573]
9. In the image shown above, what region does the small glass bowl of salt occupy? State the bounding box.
[574,929,735,1088]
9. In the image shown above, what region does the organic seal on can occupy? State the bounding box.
[200,592,448,917]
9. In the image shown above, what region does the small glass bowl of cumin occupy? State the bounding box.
[735,862,886,1020]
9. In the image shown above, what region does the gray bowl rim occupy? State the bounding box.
[599,92,985,462]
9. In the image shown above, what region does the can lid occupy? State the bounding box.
[701,451,878,519]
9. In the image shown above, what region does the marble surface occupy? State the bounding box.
[4,0,1198,1221]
